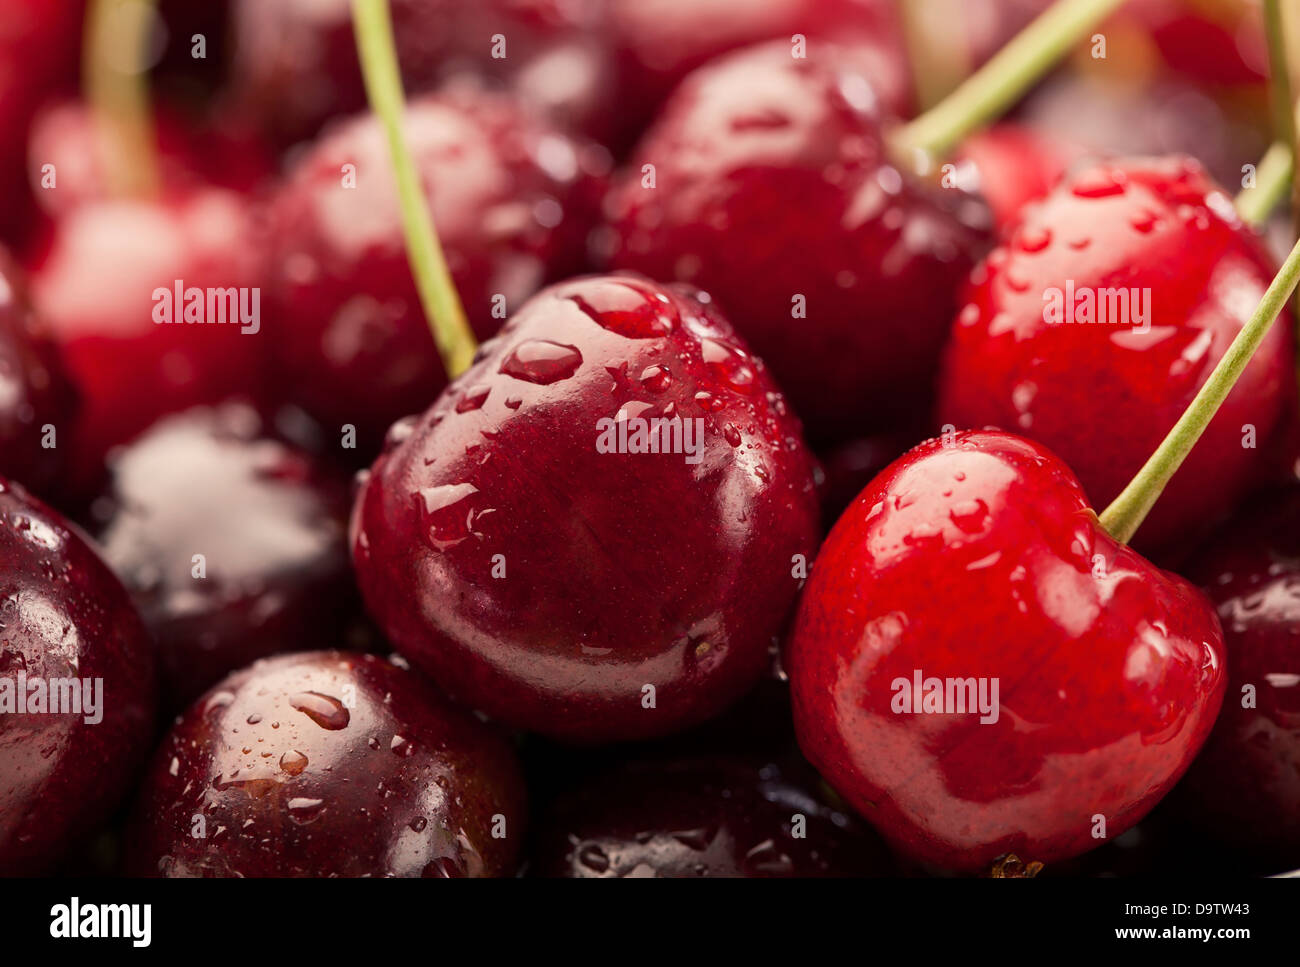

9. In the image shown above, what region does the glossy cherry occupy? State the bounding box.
[264,87,606,457]
[605,41,990,444]
[0,250,76,495]
[351,275,821,743]
[1170,486,1300,871]
[29,188,266,499]
[787,429,1226,874]
[124,650,527,877]
[530,754,896,877]
[229,0,617,147]
[0,477,156,875]
[90,403,358,709]
[937,157,1291,553]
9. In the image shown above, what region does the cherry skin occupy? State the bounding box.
[0,249,76,495]
[605,40,989,445]
[264,87,606,458]
[1170,486,1300,871]
[124,650,527,877]
[786,429,1226,874]
[530,754,896,877]
[351,275,821,743]
[955,123,1078,231]
[29,189,267,500]
[89,403,358,710]
[0,477,157,875]
[937,157,1291,554]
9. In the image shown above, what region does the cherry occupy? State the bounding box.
[1168,485,1300,871]
[351,274,821,743]
[264,87,606,458]
[0,477,156,875]
[124,650,527,877]
[229,0,617,147]
[530,754,896,877]
[937,156,1291,553]
[0,250,77,495]
[28,188,267,499]
[955,123,1078,230]
[786,429,1226,873]
[604,40,990,444]
[89,402,359,709]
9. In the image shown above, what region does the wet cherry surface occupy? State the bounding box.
[125,650,527,877]
[352,275,821,743]
[0,250,76,496]
[787,430,1226,873]
[955,123,1077,231]
[605,41,989,444]
[29,189,267,500]
[937,157,1291,553]
[265,87,606,457]
[91,403,358,709]
[0,477,156,875]
[530,754,896,877]
[1172,486,1300,870]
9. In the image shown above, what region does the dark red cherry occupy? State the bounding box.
[955,123,1078,231]
[351,275,821,743]
[0,249,76,495]
[530,754,896,877]
[787,430,1226,874]
[29,189,266,499]
[229,0,617,147]
[124,650,527,877]
[265,87,606,458]
[89,403,358,709]
[0,477,156,875]
[605,41,990,444]
[937,157,1291,553]
[1170,486,1300,871]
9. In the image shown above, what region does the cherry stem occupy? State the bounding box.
[1235,140,1295,227]
[84,0,160,198]
[891,0,1124,166]
[351,0,477,379]
[1098,236,1300,545]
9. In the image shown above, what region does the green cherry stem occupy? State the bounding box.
[891,0,1124,167]
[351,0,477,379]
[1099,235,1300,545]
[84,0,160,198]
[1235,140,1295,227]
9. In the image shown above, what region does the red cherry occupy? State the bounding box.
[90,403,358,709]
[937,156,1291,553]
[351,275,820,743]
[1171,486,1300,870]
[530,754,897,877]
[29,189,267,498]
[955,123,1078,231]
[0,477,156,875]
[605,41,990,444]
[124,651,527,877]
[264,88,606,456]
[229,0,617,146]
[787,429,1226,873]
[0,249,76,495]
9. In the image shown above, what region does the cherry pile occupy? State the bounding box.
[2,0,1298,881]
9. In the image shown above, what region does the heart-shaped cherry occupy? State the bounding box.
[124,650,527,877]
[937,156,1291,553]
[90,402,359,709]
[529,753,896,877]
[29,188,267,500]
[604,40,990,444]
[1169,485,1300,871]
[351,274,821,743]
[0,476,156,875]
[0,249,77,495]
[264,87,606,458]
[787,429,1226,873]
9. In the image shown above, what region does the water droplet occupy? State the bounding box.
[416,483,481,550]
[723,424,743,447]
[1016,225,1051,252]
[1130,208,1160,233]
[640,364,671,392]
[246,713,262,725]
[279,750,309,775]
[384,415,419,451]
[504,396,522,410]
[577,843,611,873]
[694,391,722,411]
[456,385,490,412]
[743,839,794,875]
[701,339,756,393]
[287,797,325,823]
[949,498,989,534]
[288,692,350,731]
[500,339,583,384]
[390,734,415,757]
[568,279,675,338]
[1071,167,1127,199]
[410,816,428,832]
